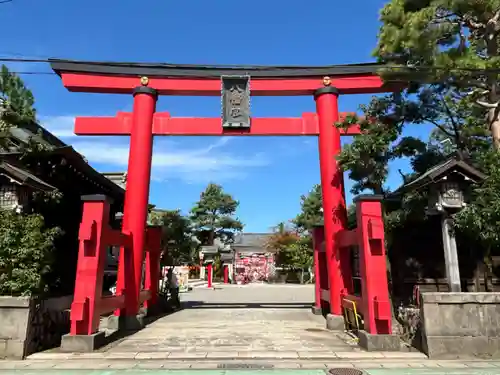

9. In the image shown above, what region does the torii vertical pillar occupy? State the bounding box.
[207,262,213,288]
[223,264,229,284]
[315,86,347,320]
[116,86,158,321]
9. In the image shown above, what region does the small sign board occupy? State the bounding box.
[201,245,218,254]
[221,75,251,128]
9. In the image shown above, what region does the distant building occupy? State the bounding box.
[231,233,275,284]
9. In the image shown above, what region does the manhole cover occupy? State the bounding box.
[305,328,325,332]
[328,369,363,375]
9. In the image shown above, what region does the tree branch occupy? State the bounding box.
[476,100,499,109]
[422,117,456,138]
[463,13,485,30]
[488,9,500,29]
[439,93,460,136]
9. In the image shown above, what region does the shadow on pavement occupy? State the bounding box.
[96,297,183,351]
[183,301,313,309]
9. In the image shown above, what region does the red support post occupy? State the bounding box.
[144,226,162,311]
[116,86,158,316]
[312,226,325,313]
[223,264,229,284]
[70,195,111,336]
[355,195,392,335]
[315,86,347,316]
[207,263,213,288]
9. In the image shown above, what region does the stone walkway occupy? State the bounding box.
[106,284,359,357]
[30,284,363,361]
[4,359,500,371]
[19,284,497,371]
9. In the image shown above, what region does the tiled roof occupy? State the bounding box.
[232,233,272,247]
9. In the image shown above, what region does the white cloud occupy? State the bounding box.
[39,115,79,138]
[39,116,270,183]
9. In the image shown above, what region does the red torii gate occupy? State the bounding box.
[50,60,395,348]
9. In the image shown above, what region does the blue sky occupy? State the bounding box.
[1,0,433,232]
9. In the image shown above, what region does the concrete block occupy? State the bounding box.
[326,314,345,331]
[424,336,500,359]
[358,329,401,351]
[106,315,119,330]
[0,339,7,355]
[4,340,25,359]
[311,306,322,315]
[107,314,145,331]
[420,292,500,358]
[60,331,106,352]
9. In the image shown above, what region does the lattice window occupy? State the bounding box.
[0,184,18,210]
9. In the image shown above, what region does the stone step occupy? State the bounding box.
[9,359,500,371]
[28,350,427,361]
[106,347,359,353]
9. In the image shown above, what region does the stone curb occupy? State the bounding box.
[28,351,428,361]
[4,359,500,370]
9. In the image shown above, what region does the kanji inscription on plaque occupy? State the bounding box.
[221,75,250,128]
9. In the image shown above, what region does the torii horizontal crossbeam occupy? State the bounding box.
[61,74,385,96]
[50,60,394,96]
[74,112,361,136]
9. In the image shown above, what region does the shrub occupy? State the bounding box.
[0,211,62,296]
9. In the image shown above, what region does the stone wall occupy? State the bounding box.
[420,292,500,358]
[0,295,71,359]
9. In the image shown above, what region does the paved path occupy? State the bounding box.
[3,360,500,372]
[105,284,358,356]
[20,284,499,371]
[26,284,426,364]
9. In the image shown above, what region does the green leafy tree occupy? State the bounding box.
[375,0,500,148]
[283,238,314,284]
[190,183,243,245]
[265,222,313,283]
[293,184,323,232]
[0,65,36,150]
[336,0,498,199]
[327,0,500,300]
[265,222,300,260]
[150,209,198,266]
[453,149,500,290]
[293,184,358,230]
[0,211,62,296]
[336,87,479,196]
[0,66,66,297]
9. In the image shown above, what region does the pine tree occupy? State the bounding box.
[0,65,37,151]
[293,184,323,232]
[375,0,500,148]
[190,183,243,245]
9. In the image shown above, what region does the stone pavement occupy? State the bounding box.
[30,284,362,361]
[2,360,500,372]
[9,284,500,372]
